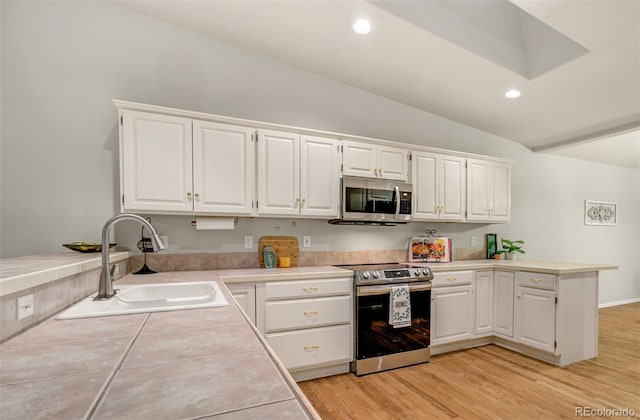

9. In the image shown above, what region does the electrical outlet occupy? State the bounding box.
[244,235,253,248]
[17,294,34,321]
[471,236,476,247]
[303,236,311,248]
[160,235,168,250]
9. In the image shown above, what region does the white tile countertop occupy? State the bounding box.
[411,259,618,275]
[0,251,130,297]
[0,270,320,419]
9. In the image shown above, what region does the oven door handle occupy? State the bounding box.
[357,283,432,296]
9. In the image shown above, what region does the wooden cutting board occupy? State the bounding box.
[258,236,299,268]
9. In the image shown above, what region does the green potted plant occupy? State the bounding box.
[496,238,525,260]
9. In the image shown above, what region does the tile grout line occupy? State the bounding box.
[83,313,151,420]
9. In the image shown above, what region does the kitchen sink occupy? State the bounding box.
[56,281,228,319]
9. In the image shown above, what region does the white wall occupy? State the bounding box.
[1,1,638,305]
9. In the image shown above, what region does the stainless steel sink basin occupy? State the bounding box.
[56,281,228,319]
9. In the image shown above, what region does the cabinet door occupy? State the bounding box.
[257,129,300,215]
[342,141,377,178]
[377,146,408,181]
[475,271,493,335]
[493,271,514,337]
[226,284,256,325]
[466,159,490,221]
[412,152,439,220]
[515,286,556,353]
[439,155,466,221]
[192,121,255,215]
[121,110,193,213]
[467,159,511,222]
[431,285,474,345]
[300,136,340,217]
[490,162,511,222]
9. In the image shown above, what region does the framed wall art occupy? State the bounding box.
[585,200,617,226]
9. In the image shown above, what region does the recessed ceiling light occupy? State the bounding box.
[505,89,521,99]
[353,19,372,35]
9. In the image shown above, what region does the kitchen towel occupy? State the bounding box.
[390,285,411,328]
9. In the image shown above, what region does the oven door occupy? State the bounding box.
[355,283,431,361]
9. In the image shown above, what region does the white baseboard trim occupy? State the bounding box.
[599,297,640,308]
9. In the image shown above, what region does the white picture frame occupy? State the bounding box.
[585,200,617,226]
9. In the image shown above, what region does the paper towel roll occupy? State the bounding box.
[194,217,236,230]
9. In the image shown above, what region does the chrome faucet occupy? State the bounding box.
[95,213,165,300]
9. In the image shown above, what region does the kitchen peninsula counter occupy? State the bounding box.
[0,269,323,419]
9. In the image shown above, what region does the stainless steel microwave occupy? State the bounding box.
[330,176,412,225]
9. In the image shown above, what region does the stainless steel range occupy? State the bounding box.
[343,263,434,376]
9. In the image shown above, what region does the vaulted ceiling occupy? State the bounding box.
[113,0,640,168]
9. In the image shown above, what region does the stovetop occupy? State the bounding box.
[337,263,434,286]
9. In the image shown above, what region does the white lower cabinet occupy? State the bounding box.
[493,271,514,337]
[266,324,352,371]
[474,271,493,335]
[263,277,353,381]
[431,271,474,346]
[514,272,557,353]
[226,284,256,325]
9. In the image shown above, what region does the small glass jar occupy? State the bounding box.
[263,246,277,269]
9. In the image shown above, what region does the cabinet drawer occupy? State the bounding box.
[432,271,473,287]
[265,295,351,333]
[266,324,352,371]
[265,278,352,300]
[516,272,556,290]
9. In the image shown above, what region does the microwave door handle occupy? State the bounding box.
[394,185,400,218]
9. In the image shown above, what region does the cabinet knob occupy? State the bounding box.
[186,192,192,199]
[194,193,200,199]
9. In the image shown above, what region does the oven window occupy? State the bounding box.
[356,289,430,359]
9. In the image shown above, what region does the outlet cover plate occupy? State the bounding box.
[303,236,311,248]
[17,294,34,320]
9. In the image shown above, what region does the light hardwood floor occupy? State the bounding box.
[299,303,639,419]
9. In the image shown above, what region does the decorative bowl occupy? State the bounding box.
[62,242,117,253]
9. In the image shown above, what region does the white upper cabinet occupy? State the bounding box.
[342,141,408,181]
[466,159,511,222]
[299,135,341,217]
[412,152,466,221]
[258,130,340,218]
[121,110,193,213]
[192,121,255,215]
[121,110,255,215]
[258,129,300,216]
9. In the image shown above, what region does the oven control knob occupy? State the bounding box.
[372,271,380,279]
[413,269,421,276]
[422,269,429,276]
[362,271,370,279]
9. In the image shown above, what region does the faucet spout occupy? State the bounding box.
[95,213,165,300]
